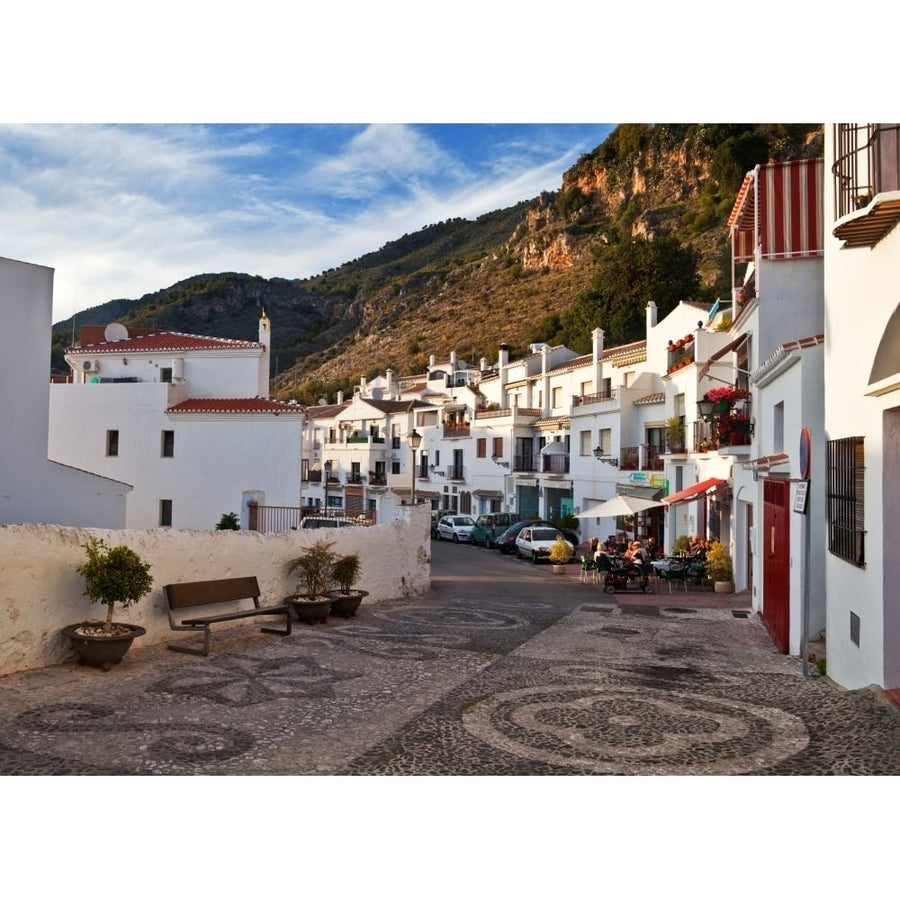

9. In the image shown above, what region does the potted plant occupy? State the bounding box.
[327,552,368,618]
[705,541,734,593]
[548,535,572,574]
[672,534,692,556]
[215,511,240,530]
[665,417,685,453]
[286,539,337,624]
[63,537,153,671]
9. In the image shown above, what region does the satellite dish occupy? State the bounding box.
[104,322,129,342]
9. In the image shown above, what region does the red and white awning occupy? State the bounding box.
[662,477,727,506]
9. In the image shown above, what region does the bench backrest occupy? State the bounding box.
[164,576,261,610]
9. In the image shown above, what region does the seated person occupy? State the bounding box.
[646,537,662,560]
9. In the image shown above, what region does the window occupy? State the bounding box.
[477,437,487,458]
[159,499,173,527]
[580,430,592,456]
[106,430,119,457]
[552,386,563,409]
[492,437,503,459]
[391,460,400,475]
[302,459,310,481]
[160,367,173,383]
[598,428,612,456]
[827,436,865,567]
[161,430,174,458]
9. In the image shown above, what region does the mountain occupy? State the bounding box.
[51,124,823,401]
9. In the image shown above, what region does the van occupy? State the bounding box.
[298,516,357,529]
[470,512,522,547]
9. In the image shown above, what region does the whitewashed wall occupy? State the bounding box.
[0,505,430,677]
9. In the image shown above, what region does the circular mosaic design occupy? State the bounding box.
[368,604,532,630]
[463,684,809,775]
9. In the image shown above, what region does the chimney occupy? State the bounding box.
[258,309,272,397]
[592,327,604,393]
[541,345,550,416]
[450,350,457,366]
[646,301,658,336]
[337,390,344,404]
[499,343,510,408]
[386,368,394,398]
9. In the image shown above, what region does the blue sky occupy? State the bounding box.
[1,123,613,322]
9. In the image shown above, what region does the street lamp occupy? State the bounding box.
[697,398,717,422]
[407,429,422,505]
[323,460,332,514]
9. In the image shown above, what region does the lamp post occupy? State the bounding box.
[407,429,422,505]
[323,460,332,514]
[697,398,716,422]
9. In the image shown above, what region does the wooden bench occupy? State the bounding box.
[164,576,292,657]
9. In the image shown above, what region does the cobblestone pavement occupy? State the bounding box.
[2,549,900,776]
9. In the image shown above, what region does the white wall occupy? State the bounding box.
[0,256,128,527]
[49,383,303,529]
[0,504,430,676]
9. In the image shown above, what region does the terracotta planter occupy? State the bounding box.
[62,622,146,671]
[551,564,567,575]
[326,589,369,618]
[713,581,734,594]
[284,595,332,624]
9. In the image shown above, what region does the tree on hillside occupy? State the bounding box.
[544,236,701,351]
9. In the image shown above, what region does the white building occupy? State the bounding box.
[721,159,826,655]
[822,123,900,690]
[48,312,305,530]
[0,256,129,527]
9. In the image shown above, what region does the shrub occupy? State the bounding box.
[549,535,572,565]
[705,541,733,582]
[76,538,154,632]
[215,512,240,530]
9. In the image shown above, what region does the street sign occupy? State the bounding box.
[794,480,809,514]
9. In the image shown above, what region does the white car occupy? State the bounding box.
[298,516,357,529]
[435,515,475,543]
[515,526,574,564]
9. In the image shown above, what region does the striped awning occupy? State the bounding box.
[730,159,824,263]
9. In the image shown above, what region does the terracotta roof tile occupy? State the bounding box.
[167,398,303,415]
[72,331,261,354]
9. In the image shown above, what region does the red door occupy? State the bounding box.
[762,479,790,653]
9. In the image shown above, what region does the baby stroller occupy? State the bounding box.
[595,553,653,594]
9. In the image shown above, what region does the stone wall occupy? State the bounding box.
[0,505,430,676]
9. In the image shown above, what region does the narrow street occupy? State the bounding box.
[1,538,899,775]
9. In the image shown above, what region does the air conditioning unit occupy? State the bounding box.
[82,360,100,373]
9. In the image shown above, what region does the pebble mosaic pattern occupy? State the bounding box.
[2,583,900,775]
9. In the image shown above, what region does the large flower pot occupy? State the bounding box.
[326,589,368,618]
[62,622,146,671]
[284,595,332,624]
[714,581,734,594]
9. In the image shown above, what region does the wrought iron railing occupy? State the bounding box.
[833,124,900,219]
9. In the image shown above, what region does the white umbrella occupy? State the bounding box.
[575,494,664,519]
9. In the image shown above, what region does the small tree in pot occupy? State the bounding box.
[705,541,734,593]
[328,552,368,617]
[63,537,154,670]
[286,539,338,624]
[548,534,572,574]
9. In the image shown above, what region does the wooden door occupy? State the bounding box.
[762,479,790,652]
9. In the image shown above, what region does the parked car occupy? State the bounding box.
[298,516,357,529]
[435,515,476,543]
[470,512,522,547]
[515,526,575,564]
[430,508,458,538]
[493,519,555,554]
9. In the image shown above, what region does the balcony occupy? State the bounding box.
[446,464,465,481]
[541,455,569,475]
[666,335,695,374]
[573,390,617,406]
[619,445,664,472]
[513,454,538,472]
[833,124,900,248]
[443,423,471,439]
[346,434,386,445]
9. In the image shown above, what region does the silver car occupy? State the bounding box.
[435,515,475,543]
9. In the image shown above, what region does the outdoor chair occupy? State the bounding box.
[657,560,688,593]
[580,555,599,584]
